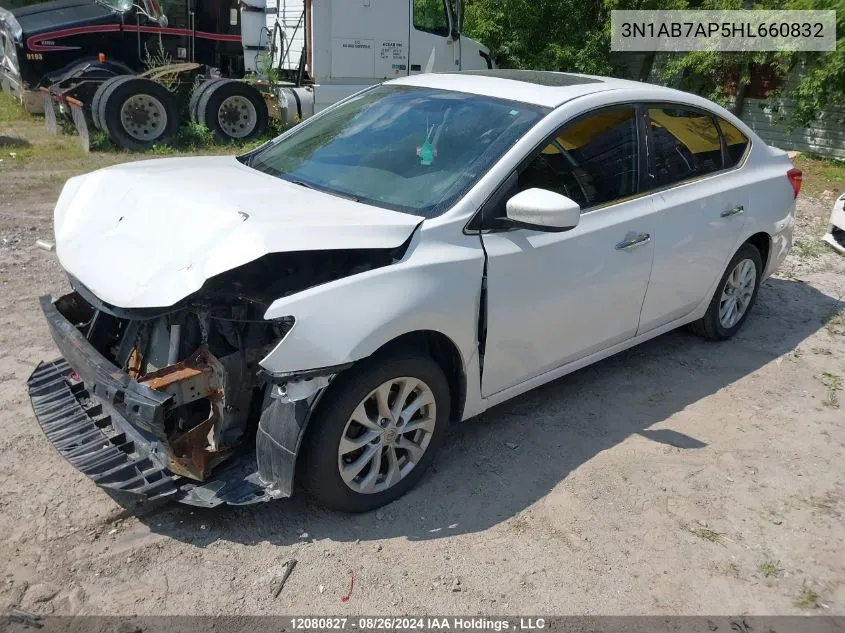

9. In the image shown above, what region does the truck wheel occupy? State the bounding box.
[91,75,133,131]
[188,78,225,123]
[197,80,268,141]
[100,78,179,150]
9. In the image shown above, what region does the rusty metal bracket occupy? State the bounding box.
[140,346,230,481]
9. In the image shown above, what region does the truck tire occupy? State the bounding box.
[99,78,179,151]
[91,75,133,131]
[197,80,268,142]
[188,78,225,123]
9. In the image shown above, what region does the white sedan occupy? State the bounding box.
[30,70,799,512]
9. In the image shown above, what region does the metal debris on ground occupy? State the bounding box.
[35,240,54,252]
[271,559,297,598]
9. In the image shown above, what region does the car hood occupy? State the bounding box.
[54,156,423,308]
[13,0,117,38]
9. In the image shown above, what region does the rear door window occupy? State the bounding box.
[647,107,723,188]
[717,117,750,167]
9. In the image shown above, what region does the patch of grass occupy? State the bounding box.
[819,372,842,409]
[820,372,843,391]
[793,153,845,200]
[179,121,216,148]
[823,308,845,336]
[823,392,840,408]
[759,560,783,578]
[793,239,826,259]
[0,91,30,123]
[688,525,725,544]
[794,584,822,609]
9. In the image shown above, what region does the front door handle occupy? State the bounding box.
[721,205,744,217]
[615,233,651,250]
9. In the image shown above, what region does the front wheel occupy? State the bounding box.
[690,243,763,341]
[299,351,450,513]
[99,78,179,150]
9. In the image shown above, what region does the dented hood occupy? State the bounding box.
[54,156,423,308]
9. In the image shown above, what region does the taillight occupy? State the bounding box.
[787,168,803,199]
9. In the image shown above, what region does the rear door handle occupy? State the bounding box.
[721,205,744,217]
[615,233,651,250]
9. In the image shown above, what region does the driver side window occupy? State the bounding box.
[413,0,450,36]
[519,106,639,210]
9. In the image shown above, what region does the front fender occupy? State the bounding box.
[259,232,484,377]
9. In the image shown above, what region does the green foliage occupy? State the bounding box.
[179,121,217,148]
[461,0,845,126]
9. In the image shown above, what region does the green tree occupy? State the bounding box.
[462,0,845,126]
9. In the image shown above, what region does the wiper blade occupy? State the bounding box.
[283,177,361,202]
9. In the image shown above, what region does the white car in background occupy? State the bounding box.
[823,193,845,255]
[29,70,799,513]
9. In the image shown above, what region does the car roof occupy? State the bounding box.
[388,70,691,109]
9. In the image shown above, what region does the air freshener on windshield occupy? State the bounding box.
[418,140,435,166]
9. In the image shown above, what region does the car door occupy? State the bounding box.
[480,105,658,398]
[637,106,751,333]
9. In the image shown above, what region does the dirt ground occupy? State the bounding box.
[1,99,844,617]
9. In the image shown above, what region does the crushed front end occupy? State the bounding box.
[28,285,293,507]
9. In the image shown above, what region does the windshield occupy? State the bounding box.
[245,85,548,218]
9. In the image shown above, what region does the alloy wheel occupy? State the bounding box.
[337,377,437,494]
[719,258,756,329]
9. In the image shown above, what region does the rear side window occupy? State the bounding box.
[647,107,722,188]
[717,117,750,167]
[518,106,639,209]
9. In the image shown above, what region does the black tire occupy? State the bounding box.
[100,78,179,151]
[689,243,763,341]
[299,350,451,513]
[197,79,268,142]
[188,78,225,123]
[91,75,132,131]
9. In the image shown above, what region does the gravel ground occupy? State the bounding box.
[1,115,844,616]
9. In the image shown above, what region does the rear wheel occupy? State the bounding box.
[188,78,225,123]
[197,79,268,141]
[690,243,763,341]
[299,350,450,513]
[99,78,179,150]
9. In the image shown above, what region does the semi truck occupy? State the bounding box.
[0,0,492,149]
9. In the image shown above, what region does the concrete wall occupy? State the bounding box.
[738,97,845,161]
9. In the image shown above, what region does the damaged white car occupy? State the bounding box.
[29,70,799,512]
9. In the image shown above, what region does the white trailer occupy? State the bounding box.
[261,0,493,122]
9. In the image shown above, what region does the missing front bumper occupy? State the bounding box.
[28,295,276,507]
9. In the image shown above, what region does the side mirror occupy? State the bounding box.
[504,188,581,232]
